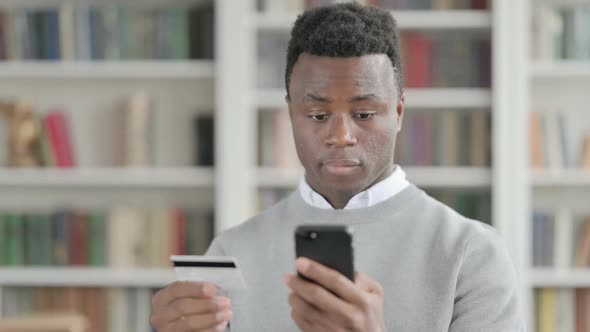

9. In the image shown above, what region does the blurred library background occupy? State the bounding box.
[0,0,588,331]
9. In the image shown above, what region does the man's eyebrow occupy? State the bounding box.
[348,94,380,102]
[303,93,332,103]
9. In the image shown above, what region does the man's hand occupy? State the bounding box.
[283,257,385,332]
[150,281,232,332]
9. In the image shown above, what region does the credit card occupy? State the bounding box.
[170,255,246,290]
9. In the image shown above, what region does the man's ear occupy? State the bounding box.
[396,92,405,133]
[285,94,293,118]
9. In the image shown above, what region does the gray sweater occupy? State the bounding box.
[206,185,525,331]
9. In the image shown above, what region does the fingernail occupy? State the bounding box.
[216,321,228,331]
[216,309,232,321]
[296,258,308,271]
[203,284,217,296]
[216,297,231,308]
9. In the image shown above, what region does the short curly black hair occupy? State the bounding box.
[285,2,403,98]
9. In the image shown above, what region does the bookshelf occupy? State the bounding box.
[0,0,217,329]
[0,61,215,79]
[0,167,214,188]
[220,0,533,330]
[0,268,175,287]
[256,88,492,109]
[255,166,492,188]
[254,9,492,30]
[4,0,588,331]
[526,0,590,331]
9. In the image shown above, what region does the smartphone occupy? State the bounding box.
[294,225,355,282]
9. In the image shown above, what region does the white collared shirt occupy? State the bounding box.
[298,166,411,209]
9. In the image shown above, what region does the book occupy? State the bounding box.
[120,92,152,167]
[42,10,61,60]
[554,209,573,270]
[556,289,575,332]
[88,212,106,266]
[575,289,588,332]
[402,33,432,88]
[538,288,557,332]
[0,115,6,166]
[44,111,76,168]
[574,218,590,267]
[4,213,25,266]
[194,114,215,166]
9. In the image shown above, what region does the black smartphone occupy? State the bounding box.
[294,225,355,282]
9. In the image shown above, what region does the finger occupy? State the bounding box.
[288,292,343,331]
[284,273,354,318]
[291,307,317,332]
[202,321,229,332]
[155,296,231,323]
[152,281,218,307]
[162,310,232,332]
[355,272,384,295]
[288,292,324,322]
[295,257,365,304]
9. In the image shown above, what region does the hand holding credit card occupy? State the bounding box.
[170,255,247,290]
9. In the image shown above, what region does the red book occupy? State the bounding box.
[0,12,7,60]
[45,111,76,168]
[575,289,587,332]
[172,208,187,255]
[471,0,488,9]
[402,33,432,88]
[68,211,88,266]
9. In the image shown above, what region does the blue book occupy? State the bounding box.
[88,7,103,60]
[52,211,70,265]
[24,11,39,59]
[42,10,60,60]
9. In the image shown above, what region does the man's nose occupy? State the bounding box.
[325,115,358,147]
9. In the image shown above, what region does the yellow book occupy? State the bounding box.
[538,288,557,332]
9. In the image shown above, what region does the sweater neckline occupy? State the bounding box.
[285,184,424,226]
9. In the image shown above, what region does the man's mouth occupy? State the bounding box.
[322,159,361,176]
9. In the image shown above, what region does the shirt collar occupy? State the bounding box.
[298,166,410,210]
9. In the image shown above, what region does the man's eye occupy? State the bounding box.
[354,112,375,120]
[310,114,329,121]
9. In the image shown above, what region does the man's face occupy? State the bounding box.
[287,53,404,198]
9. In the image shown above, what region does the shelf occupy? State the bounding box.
[256,88,492,109]
[0,0,212,9]
[0,61,215,79]
[0,268,175,287]
[531,170,590,187]
[255,166,491,188]
[0,167,215,188]
[531,61,590,79]
[529,268,590,288]
[254,10,491,30]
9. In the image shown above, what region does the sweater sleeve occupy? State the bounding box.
[205,236,227,256]
[448,231,525,332]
